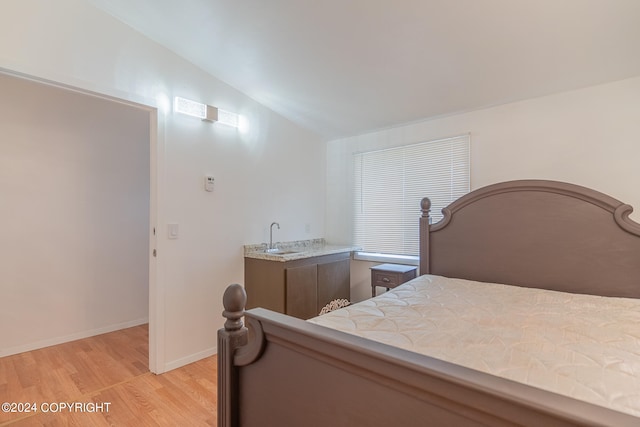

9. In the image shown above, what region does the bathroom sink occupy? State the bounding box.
[264,249,299,255]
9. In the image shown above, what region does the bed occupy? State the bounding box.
[218,179,640,426]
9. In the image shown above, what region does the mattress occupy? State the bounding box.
[308,274,640,417]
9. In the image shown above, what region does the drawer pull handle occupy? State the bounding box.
[382,277,390,283]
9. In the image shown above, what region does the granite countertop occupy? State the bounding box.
[244,238,360,262]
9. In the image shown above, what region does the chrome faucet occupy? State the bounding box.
[268,222,280,251]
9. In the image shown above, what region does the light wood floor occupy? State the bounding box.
[0,325,217,426]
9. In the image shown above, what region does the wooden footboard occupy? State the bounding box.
[217,284,637,427]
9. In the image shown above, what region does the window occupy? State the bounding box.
[353,134,470,257]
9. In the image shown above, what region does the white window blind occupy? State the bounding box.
[353,134,470,256]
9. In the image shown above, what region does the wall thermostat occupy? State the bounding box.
[204,175,215,192]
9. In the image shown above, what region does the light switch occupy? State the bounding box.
[168,223,179,239]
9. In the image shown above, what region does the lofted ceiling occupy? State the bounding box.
[88,0,640,140]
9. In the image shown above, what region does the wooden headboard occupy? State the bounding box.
[419,180,640,298]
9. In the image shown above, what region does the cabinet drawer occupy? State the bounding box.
[372,271,401,287]
[370,264,418,297]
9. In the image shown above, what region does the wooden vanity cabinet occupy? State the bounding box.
[245,252,350,320]
[316,258,350,310]
[285,264,318,319]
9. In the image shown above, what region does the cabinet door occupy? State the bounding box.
[286,264,318,319]
[245,258,286,313]
[317,258,350,313]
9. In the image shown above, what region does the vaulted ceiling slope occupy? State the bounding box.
[88,0,640,140]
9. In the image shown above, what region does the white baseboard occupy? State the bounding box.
[0,317,149,358]
[162,346,217,373]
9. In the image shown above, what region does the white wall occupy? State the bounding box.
[327,76,640,302]
[0,73,150,357]
[0,0,326,371]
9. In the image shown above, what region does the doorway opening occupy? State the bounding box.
[0,70,157,371]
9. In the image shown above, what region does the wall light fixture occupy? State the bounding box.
[174,96,240,128]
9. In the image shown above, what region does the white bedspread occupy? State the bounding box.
[308,274,640,417]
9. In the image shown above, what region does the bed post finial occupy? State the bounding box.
[421,197,431,218]
[223,283,246,331]
[420,198,431,275]
[218,284,248,427]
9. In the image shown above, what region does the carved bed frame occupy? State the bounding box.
[218,180,640,426]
